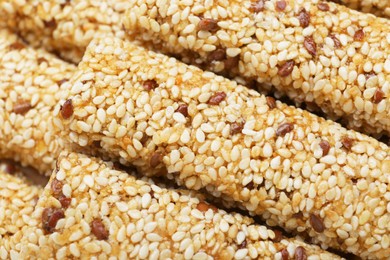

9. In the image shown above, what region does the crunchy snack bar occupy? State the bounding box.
[123,0,390,137]
[56,37,390,258]
[0,29,76,174]
[16,151,340,259]
[0,0,131,63]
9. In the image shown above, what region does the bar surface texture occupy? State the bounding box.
[334,0,390,18]
[123,0,390,137]
[0,29,76,174]
[0,0,131,63]
[15,151,340,259]
[0,163,42,260]
[56,37,390,258]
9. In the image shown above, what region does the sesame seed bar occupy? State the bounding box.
[15,151,340,259]
[123,0,390,137]
[0,29,76,174]
[57,37,390,258]
[0,0,131,63]
[334,0,390,18]
[0,163,42,260]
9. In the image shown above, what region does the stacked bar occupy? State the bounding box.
[16,151,340,259]
[0,0,131,63]
[334,0,390,18]
[0,28,76,174]
[0,162,43,260]
[56,37,390,258]
[123,0,390,137]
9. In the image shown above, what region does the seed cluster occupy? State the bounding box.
[123,0,390,138]
[0,163,42,260]
[14,152,339,259]
[0,0,132,63]
[0,28,76,174]
[57,37,390,258]
[335,0,390,18]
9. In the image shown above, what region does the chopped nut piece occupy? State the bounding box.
[9,42,25,50]
[298,8,310,27]
[56,79,68,86]
[4,162,16,174]
[197,18,219,32]
[373,88,385,104]
[329,34,341,48]
[276,0,287,11]
[207,48,226,62]
[230,121,244,135]
[317,2,330,11]
[276,122,294,136]
[196,201,211,212]
[43,19,56,28]
[249,0,266,12]
[266,96,277,109]
[59,196,71,208]
[176,104,189,117]
[196,201,217,212]
[272,230,283,242]
[150,152,163,168]
[13,101,32,115]
[143,79,158,91]
[42,207,65,234]
[295,246,307,260]
[37,57,48,64]
[224,56,240,70]
[354,29,365,41]
[238,239,247,249]
[208,91,227,105]
[341,136,354,150]
[245,181,254,189]
[61,99,74,119]
[278,60,295,77]
[280,248,289,260]
[304,36,317,56]
[51,179,63,196]
[319,140,330,156]
[309,213,325,233]
[91,219,109,240]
